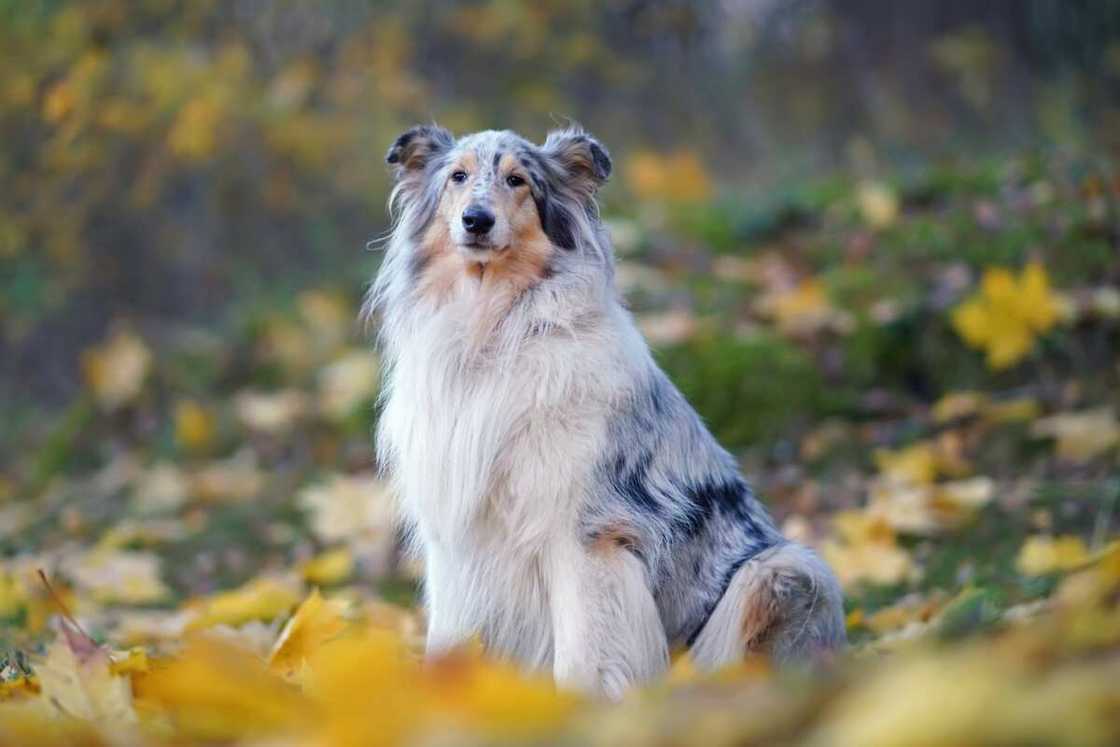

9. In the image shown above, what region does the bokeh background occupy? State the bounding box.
[1,3,1120,745]
[4,1,1119,408]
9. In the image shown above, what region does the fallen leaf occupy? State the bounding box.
[234,388,309,435]
[300,547,354,586]
[65,549,170,605]
[269,589,350,680]
[1031,408,1120,463]
[982,397,1042,425]
[134,636,313,741]
[190,449,264,502]
[304,629,428,747]
[186,576,302,631]
[822,512,918,588]
[1017,535,1091,576]
[756,279,855,338]
[174,399,216,452]
[931,391,988,423]
[131,463,188,515]
[81,329,152,410]
[636,310,698,347]
[317,350,378,421]
[427,649,580,741]
[857,181,899,229]
[951,262,1061,370]
[298,475,396,566]
[874,442,938,485]
[34,622,138,732]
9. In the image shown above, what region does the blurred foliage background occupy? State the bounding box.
[2,0,1118,412]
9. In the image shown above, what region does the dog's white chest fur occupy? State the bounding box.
[379,293,627,665]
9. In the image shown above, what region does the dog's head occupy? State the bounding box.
[385,125,611,273]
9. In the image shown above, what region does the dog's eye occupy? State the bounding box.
[505,174,526,188]
[450,171,468,184]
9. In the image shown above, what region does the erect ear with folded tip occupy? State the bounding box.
[385,125,454,180]
[541,128,612,195]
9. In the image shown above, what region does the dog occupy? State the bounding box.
[368,124,845,699]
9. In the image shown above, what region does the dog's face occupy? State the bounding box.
[386,127,611,280]
[438,146,540,259]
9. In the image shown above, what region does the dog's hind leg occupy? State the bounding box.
[689,543,845,671]
[549,536,669,700]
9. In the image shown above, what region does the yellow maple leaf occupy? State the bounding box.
[1017,535,1091,576]
[80,329,152,410]
[1019,261,1060,331]
[108,649,150,677]
[932,476,995,515]
[874,442,939,485]
[134,636,313,741]
[424,647,580,741]
[300,547,354,586]
[822,539,918,589]
[174,399,216,452]
[1056,542,1120,609]
[269,589,350,680]
[864,593,948,635]
[304,629,428,747]
[808,653,1011,746]
[34,625,138,732]
[185,576,302,631]
[822,511,919,588]
[950,262,1061,370]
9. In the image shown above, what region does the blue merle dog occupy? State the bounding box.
[368,124,845,699]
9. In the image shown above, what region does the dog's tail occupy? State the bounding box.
[690,542,846,669]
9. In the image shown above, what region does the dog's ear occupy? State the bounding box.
[386,124,454,180]
[541,127,611,195]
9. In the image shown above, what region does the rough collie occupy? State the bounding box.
[368,124,844,699]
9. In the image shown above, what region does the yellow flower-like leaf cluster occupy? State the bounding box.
[951,262,1061,370]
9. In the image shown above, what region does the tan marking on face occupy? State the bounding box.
[414,220,467,305]
[437,150,478,241]
[414,151,556,345]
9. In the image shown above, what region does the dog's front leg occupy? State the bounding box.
[422,542,477,656]
[549,537,669,700]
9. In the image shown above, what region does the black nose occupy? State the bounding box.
[462,206,495,235]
